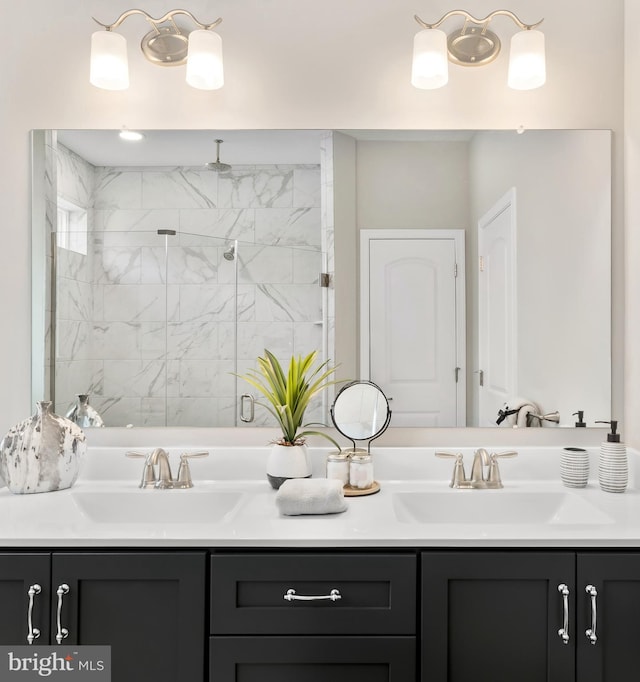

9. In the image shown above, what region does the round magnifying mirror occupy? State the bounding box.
[330,381,391,442]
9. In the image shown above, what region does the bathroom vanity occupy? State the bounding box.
[0,445,638,682]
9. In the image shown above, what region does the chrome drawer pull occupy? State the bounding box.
[284,588,342,602]
[585,584,598,644]
[56,584,70,644]
[27,584,41,644]
[557,583,570,644]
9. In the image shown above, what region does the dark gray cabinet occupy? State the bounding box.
[422,551,575,682]
[0,551,206,682]
[210,552,417,681]
[577,553,640,682]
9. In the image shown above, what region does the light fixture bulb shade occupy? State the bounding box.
[508,29,546,90]
[411,29,448,90]
[186,30,224,90]
[90,30,129,90]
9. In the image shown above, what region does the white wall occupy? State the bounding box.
[0,0,626,442]
[469,131,612,425]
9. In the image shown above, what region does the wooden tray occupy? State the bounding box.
[343,481,381,497]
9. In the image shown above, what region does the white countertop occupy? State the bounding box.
[1,445,638,548]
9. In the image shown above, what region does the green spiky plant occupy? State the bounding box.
[238,350,341,448]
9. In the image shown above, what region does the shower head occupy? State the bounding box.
[205,139,232,172]
[223,244,235,261]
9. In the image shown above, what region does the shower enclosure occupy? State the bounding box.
[36,132,329,428]
[53,230,327,427]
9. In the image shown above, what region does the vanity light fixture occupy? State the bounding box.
[90,9,224,91]
[411,9,545,91]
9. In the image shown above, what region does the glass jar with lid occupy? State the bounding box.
[349,450,374,490]
[326,450,350,486]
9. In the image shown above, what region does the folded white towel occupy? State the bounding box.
[275,478,347,516]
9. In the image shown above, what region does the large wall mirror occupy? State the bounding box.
[31,129,612,429]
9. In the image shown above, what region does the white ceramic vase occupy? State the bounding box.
[266,443,312,489]
[0,401,87,494]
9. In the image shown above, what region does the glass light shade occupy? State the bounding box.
[411,29,448,90]
[90,31,129,90]
[186,30,224,90]
[508,30,546,90]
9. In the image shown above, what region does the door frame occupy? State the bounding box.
[360,229,466,427]
[477,189,518,426]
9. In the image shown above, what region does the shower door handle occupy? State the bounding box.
[240,394,255,422]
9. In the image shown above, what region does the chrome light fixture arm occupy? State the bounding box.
[92,9,222,33]
[414,10,542,32]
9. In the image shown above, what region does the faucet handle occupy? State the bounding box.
[486,450,518,487]
[435,451,466,488]
[125,450,156,488]
[176,451,209,488]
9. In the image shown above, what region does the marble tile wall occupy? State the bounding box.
[55,159,325,427]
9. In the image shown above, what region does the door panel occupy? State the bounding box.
[0,553,51,645]
[577,553,640,682]
[52,552,206,682]
[478,190,516,426]
[365,234,462,426]
[422,551,575,682]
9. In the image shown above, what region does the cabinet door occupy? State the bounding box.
[210,636,415,681]
[51,551,206,682]
[0,553,50,645]
[422,551,575,682]
[577,552,640,682]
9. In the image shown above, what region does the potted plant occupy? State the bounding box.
[238,349,341,488]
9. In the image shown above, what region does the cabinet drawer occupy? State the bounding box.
[210,636,416,681]
[210,553,416,635]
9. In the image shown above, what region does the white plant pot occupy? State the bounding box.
[266,443,312,489]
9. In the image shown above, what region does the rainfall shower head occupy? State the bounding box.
[205,139,232,172]
[223,244,236,261]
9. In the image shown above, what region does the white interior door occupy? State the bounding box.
[478,189,517,426]
[361,230,465,427]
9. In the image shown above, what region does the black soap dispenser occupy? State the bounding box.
[573,411,587,427]
[595,420,627,493]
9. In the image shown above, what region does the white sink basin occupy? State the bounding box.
[71,490,244,524]
[393,491,614,525]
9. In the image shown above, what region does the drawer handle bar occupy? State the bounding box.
[56,584,70,644]
[283,588,342,602]
[557,583,570,644]
[27,584,41,645]
[585,584,598,645]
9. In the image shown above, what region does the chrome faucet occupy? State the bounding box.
[126,449,209,489]
[436,449,518,489]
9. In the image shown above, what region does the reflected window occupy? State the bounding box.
[56,196,87,255]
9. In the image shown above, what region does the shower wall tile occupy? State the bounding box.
[167,318,218,360]
[94,246,142,284]
[142,169,218,209]
[102,284,167,322]
[56,320,92,362]
[166,398,220,427]
[254,207,321,248]
[293,167,322,207]
[92,321,165,360]
[57,144,95,207]
[54,360,104,413]
[178,284,239,323]
[56,247,90,283]
[167,246,218,284]
[293,250,322,284]
[235,322,294,363]
[94,208,179,234]
[57,278,93,321]
[234,245,294,285]
[217,167,294,209]
[255,284,322,323]
[103,359,168,398]
[179,208,255,242]
[94,170,142,209]
[293,323,324,357]
[179,360,236,397]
